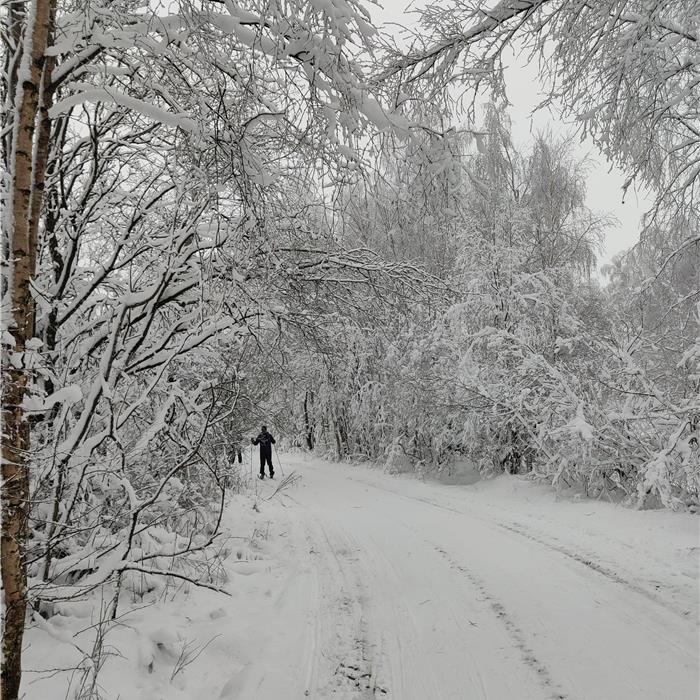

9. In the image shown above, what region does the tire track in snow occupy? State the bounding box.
[493,521,692,620]
[431,543,569,700]
[347,474,690,621]
[300,514,390,697]
[356,534,446,700]
[318,524,389,697]
[300,535,321,697]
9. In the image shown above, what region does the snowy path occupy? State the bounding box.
[226,455,699,700]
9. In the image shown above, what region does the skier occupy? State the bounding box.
[251,425,276,479]
[228,432,243,464]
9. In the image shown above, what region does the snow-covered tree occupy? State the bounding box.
[381,0,699,218]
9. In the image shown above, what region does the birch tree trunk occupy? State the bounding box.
[1,0,54,697]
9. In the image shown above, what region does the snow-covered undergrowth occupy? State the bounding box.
[21,489,295,700]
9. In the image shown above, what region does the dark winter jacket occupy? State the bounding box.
[252,430,276,455]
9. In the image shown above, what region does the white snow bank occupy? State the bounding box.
[21,486,300,700]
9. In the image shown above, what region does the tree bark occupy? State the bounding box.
[2,0,55,697]
[304,389,314,450]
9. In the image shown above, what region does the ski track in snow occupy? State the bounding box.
[302,513,389,697]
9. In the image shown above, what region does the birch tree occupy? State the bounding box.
[2,0,57,695]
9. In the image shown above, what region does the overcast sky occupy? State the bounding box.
[370,0,652,276]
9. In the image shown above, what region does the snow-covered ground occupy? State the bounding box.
[23,453,699,699]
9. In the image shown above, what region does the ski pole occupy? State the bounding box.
[273,443,285,477]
